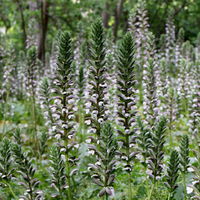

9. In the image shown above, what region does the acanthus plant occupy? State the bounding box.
[177,59,192,117]
[0,138,15,199]
[142,32,159,129]
[0,49,16,134]
[0,138,13,181]
[174,28,184,70]
[85,19,108,137]
[104,42,118,123]
[147,117,166,199]
[88,123,117,199]
[74,40,88,142]
[12,143,42,200]
[116,32,137,198]
[165,150,180,200]
[137,117,151,167]
[49,145,68,199]
[15,51,27,100]
[25,46,39,137]
[182,40,194,62]
[188,64,200,140]
[165,12,176,75]
[75,65,87,142]
[39,77,55,136]
[190,146,200,199]
[129,0,150,88]
[51,31,78,199]
[179,135,190,199]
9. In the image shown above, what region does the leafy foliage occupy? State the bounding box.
[148,117,166,182]
[88,123,117,197]
[165,150,180,200]
[12,144,41,200]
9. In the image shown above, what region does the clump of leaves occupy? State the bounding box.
[180,135,190,199]
[13,128,22,145]
[147,117,166,200]
[0,138,13,181]
[165,150,180,200]
[137,117,151,166]
[38,132,48,156]
[88,123,117,198]
[49,145,67,199]
[12,144,42,200]
[148,117,166,182]
[180,135,190,173]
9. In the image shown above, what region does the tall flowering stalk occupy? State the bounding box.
[129,1,150,105]
[177,59,191,116]
[39,77,54,136]
[73,40,88,142]
[142,32,159,129]
[165,13,176,74]
[104,42,118,123]
[188,65,200,139]
[86,19,108,136]
[52,31,77,199]
[116,32,136,172]
[116,32,137,198]
[25,46,38,135]
[129,1,149,75]
[76,65,87,142]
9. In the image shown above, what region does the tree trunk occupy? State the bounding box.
[37,0,49,65]
[102,1,110,28]
[113,0,125,42]
[15,0,27,49]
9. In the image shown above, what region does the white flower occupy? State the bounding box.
[61,154,66,162]
[86,138,91,143]
[85,120,91,125]
[74,144,79,149]
[60,148,66,152]
[55,134,61,139]
[55,99,61,104]
[95,161,101,166]
[121,156,128,160]
[62,124,68,129]
[68,135,73,139]
[186,186,193,194]
[187,167,194,172]
[88,150,95,155]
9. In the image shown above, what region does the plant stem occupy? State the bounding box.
[147,182,155,200]
[3,181,17,200]
[167,193,171,200]
[183,173,187,200]
[105,193,108,200]
[128,172,132,200]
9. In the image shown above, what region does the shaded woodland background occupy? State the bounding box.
[0,0,199,64]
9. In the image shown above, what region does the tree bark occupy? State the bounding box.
[113,0,125,42]
[102,1,110,28]
[37,0,49,65]
[15,0,27,49]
